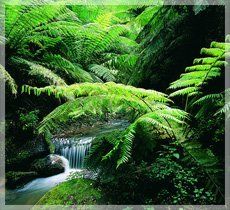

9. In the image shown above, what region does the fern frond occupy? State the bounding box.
[112,36,139,54]
[22,82,170,104]
[89,64,116,82]
[42,54,94,83]
[169,79,201,90]
[116,124,135,167]
[169,87,200,98]
[133,6,161,29]
[104,53,138,71]
[12,57,67,86]
[169,39,229,119]
[6,4,67,48]
[114,106,188,167]
[0,64,17,95]
[210,41,230,50]
[94,12,113,29]
[169,40,229,98]
[193,93,224,106]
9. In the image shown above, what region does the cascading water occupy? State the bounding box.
[53,136,92,169]
[5,156,78,205]
[6,120,129,205]
[52,120,129,170]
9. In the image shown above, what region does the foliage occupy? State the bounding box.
[19,110,39,132]
[0,64,17,94]
[87,134,217,204]
[151,154,216,204]
[5,1,148,94]
[4,2,226,206]
[89,64,116,82]
[5,3,77,90]
[22,82,188,167]
[167,39,228,203]
[169,40,229,118]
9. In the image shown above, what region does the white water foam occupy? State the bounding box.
[17,156,78,192]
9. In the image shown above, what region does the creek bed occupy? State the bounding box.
[5,120,129,205]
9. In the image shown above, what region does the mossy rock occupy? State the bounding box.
[36,178,104,205]
[6,136,50,171]
[31,154,65,177]
[6,171,38,189]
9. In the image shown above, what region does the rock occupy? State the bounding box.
[36,178,103,205]
[6,136,50,171]
[6,171,38,189]
[31,154,65,177]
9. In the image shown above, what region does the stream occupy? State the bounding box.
[5,120,129,205]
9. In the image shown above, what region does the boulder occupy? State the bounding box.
[6,171,38,189]
[31,154,65,177]
[6,136,50,171]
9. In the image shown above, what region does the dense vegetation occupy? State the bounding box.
[2,1,228,205]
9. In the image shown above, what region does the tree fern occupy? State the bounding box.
[11,57,67,86]
[178,137,224,203]
[42,54,94,83]
[103,54,138,83]
[169,40,229,98]
[22,82,188,167]
[4,3,226,205]
[24,82,171,104]
[89,64,116,82]
[5,3,111,91]
[168,38,228,202]
[108,106,188,167]
[76,23,128,63]
[0,64,17,94]
[6,4,67,49]
[129,6,162,34]
[112,36,139,54]
[169,38,229,119]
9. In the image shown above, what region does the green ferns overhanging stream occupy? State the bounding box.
[3,2,228,205]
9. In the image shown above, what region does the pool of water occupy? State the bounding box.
[5,156,79,205]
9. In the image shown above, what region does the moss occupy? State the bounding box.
[36,178,103,205]
[31,155,65,177]
[6,171,38,189]
[6,150,31,166]
[44,131,55,154]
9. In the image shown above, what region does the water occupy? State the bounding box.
[6,156,79,205]
[5,120,129,205]
[53,119,129,169]
[54,137,92,169]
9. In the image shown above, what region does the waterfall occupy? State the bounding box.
[52,120,130,170]
[53,136,92,169]
[6,120,130,205]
